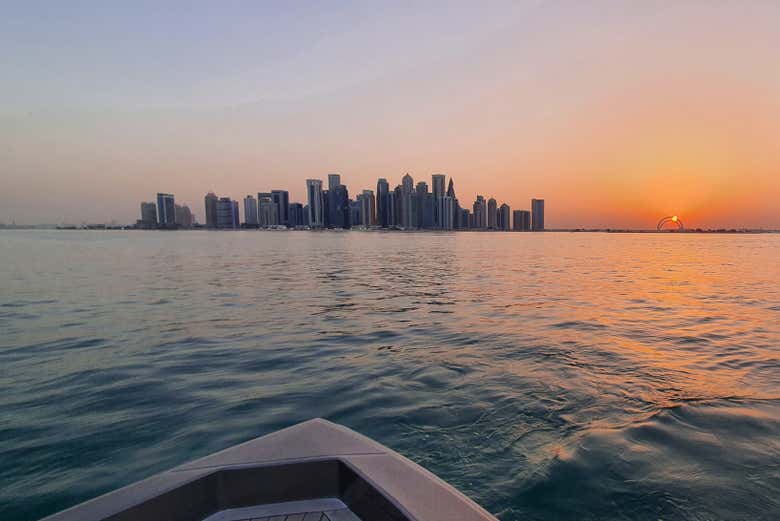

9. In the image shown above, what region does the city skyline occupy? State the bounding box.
[133,173,545,232]
[2,3,779,228]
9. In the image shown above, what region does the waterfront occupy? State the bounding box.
[1,230,778,520]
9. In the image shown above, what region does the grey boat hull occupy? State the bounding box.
[41,418,497,521]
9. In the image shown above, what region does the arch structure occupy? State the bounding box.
[657,215,684,231]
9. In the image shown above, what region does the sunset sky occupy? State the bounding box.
[2,1,779,228]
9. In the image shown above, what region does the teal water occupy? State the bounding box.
[1,230,778,520]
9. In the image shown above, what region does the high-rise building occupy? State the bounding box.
[513,210,531,231]
[328,173,341,191]
[415,181,428,228]
[243,195,258,226]
[386,189,396,227]
[437,196,454,230]
[499,204,511,231]
[322,189,330,227]
[258,193,278,227]
[288,203,304,227]
[473,196,487,229]
[459,208,471,229]
[204,192,218,229]
[487,198,497,229]
[271,190,289,226]
[376,178,390,227]
[432,174,446,198]
[400,174,415,229]
[140,202,157,228]
[156,193,175,228]
[349,199,361,227]
[175,204,193,228]
[327,179,349,229]
[306,179,324,228]
[531,199,545,231]
[393,185,403,228]
[216,197,238,229]
[359,190,376,227]
[446,178,456,199]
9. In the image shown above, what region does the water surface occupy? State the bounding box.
[1,230,778,520]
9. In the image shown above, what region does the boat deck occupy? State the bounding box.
[202,499,361,521]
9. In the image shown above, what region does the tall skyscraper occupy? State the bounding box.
[531,199,545,231]
[175,204,193,228]
[204,192,218,229]
[140,202,157,228]
[473,196,487,229]
[271,190,289,226]
[243,195,258,226]
[487,198,497,229]
[257,193,278,227]
[331,184,350,228]
[400,174,415,229]
[445,178,459,229]
[359,190,376,227]
[306,179,324,228]
[216,197,238,229]
[156,193,175,228]
[499,204,511,231]
[459,208,471,229]
[415,181,428,228]
[513,210,531,231]
[376,178,390,227]
[288,203,304,227]
[328,173,341,191]
[393,185,403,228]
[437,196,454,230]
[432,174,446,198]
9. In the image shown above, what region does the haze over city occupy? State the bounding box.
[2,1,779,228]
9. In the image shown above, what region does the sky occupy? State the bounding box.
[2,1,779,228]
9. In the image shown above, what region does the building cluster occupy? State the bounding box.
[137,193,193,229]
[138,174,545,231]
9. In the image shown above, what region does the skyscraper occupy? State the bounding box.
[376,178,390,227]
[175,204,193,228]
[271,190,289,226]
[473,196,487,229]
[432,174,446,198]
[416,181,429,229]
[400,174,415,229]
[359,190,376,227]
[243,195,258,226]
[156,193,175,228]
[140,202,157,228]
[258,193,278,227]
[204,192,218,229]
[216,197,238,229]
[437,196,454,230]
[499,204,511,231]
[531,199,545,231]
[446,178,460,229]
[326,176,349,229]
[306,179,324,228]
[288,203,304,227]
[328,173,341,191]
[513,210,531,231]
[487,198,497,229]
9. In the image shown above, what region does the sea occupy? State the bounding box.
[1,230,778,520]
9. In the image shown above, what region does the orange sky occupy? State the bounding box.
[1,2,779,228]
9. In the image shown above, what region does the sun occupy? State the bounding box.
[671,215,678,222]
